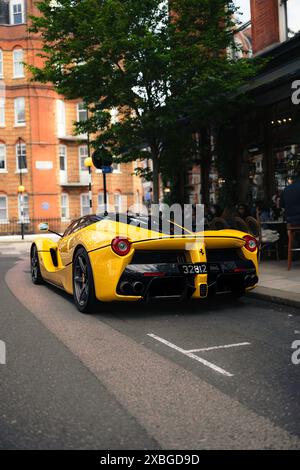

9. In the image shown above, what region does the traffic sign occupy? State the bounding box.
[101,166,113,174]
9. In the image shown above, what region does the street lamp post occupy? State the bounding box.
[18,137,25,240]
[18,184,25,240]
[84,157,93,214]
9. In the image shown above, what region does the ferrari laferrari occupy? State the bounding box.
[30,213,259,313]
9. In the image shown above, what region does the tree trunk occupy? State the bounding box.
[200,128,211,207]
[152,153,160,204]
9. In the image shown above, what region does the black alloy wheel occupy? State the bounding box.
[73,248,99,314]
[31,245,44,285]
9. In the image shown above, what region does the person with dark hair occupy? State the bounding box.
[281,166,300,224]
[237,203,250,221]
[221,206,237,228]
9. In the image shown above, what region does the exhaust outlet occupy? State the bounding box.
[120,281,133,295]
[132,281,144,295]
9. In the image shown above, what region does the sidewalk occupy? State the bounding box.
[0,233,59,243]
[250,259,300,310]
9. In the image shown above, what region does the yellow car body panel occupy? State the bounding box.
[32,217,259,303]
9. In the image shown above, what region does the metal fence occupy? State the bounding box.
[0,218,70,236]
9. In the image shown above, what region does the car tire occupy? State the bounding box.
[31,245,44,285]
[73,247,99,314]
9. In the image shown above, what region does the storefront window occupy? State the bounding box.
[248,152,264,202]
[273,144,300,192]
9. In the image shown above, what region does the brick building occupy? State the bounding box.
[0,0,144,233]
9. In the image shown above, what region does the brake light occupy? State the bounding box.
[111,237,131,256]
[243,235,258,252]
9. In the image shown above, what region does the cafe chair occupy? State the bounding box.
[234,216,249,233]
[287,224,300,270]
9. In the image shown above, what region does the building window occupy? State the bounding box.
[0,49,3,77]
[112,161,121,173]
[114,192,122,212]
[16,142,27,171]
[10,1,25,25]
[0,195,8,223]
[56,99,66,137]
[61,193,69,220]
[0,98,5,126]
[80,193,90,216]
[284,0,300,39]
[59,144,67,183]
[18,193,29,221]
[0,143,6,171]
[77,102,88,122]
[13,48,24,78]
[14,97,25,125]
[79,145,88,171]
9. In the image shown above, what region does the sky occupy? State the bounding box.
[234,0,251,24]
[287,0,300,36]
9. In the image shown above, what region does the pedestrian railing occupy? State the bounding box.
[0,218,71,236]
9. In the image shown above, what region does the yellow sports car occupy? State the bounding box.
[30,213,259,313]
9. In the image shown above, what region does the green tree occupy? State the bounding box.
[30,0,258,204]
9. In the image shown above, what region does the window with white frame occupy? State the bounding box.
[18,193,29,221]
[56,99,66,137]
[59,145,67,171]
[13,48,24,78]
[79,145,88,171]
[61,193,69,220]
[14,97,25,125]
[10,0,25,25]
[0,98,5,126]
[114,192,122,211]
[77,102,88,122]
[59,144,67,183]
[97,192,110,211]
[0,195,8,222]
[16,142,27,171]
[112,161,121,173]
[0,143,6,171]
[0,49,3,77]
[80,193,90,216]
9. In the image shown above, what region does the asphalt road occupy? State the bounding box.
[0,249,300,449]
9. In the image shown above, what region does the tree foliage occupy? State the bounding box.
[30,0,259,203]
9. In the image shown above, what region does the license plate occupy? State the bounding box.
[179,263,207,275]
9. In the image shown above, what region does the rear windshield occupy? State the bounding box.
[96,213,194,235]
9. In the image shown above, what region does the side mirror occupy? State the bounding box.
[39,222,49,232]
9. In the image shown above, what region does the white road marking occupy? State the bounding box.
[186,342,251,353]
[147,333,234,377]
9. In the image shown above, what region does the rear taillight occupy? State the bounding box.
[243,235,258,252]
[111,237,131,256]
